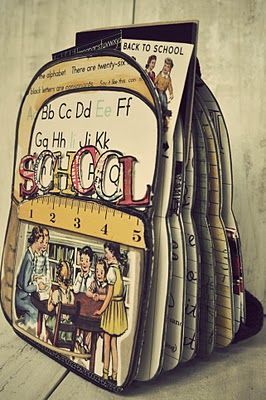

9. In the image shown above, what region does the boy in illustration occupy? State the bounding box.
[154,57,174,130]
[73,246,94,294]
[15,226,46,334]
[145,54,157,83]
[73,246,94,352]
[45,260,75,344]
[32,227,51,296]
[86,258,108,302]
[94,242,128,385]
[85,258,108,356]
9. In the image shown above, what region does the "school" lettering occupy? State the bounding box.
[19,146,151,207]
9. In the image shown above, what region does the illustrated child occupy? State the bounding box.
[86,258,108,352]
[15,225,45,333]
[73,246,94,294]
[73,246,94,352]
[94,242,128,384]
[145,54,157,83]
[32,227,51,291]
[154,57,174,130]
[86,258,108,302]
[45,260,74,344]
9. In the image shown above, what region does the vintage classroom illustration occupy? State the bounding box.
[13,221,137,386]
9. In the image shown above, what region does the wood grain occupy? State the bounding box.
[0,0,265,398]
[0,311,68,399]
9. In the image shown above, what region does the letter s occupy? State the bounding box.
[19,154,38,198]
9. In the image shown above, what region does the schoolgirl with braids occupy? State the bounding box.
[45,260,74,343]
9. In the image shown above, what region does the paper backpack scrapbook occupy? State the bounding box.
[1,50,165,390]
[0,21,263,393]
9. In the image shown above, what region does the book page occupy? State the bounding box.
[163,118,186,370]
[181,128,200,362]
[193,112,216,356]
[122,38,193,379]
[196,78,245,328]
[194,92,234,347]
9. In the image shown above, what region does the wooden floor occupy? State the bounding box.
[0,310,265,400]
[0,1,265,399]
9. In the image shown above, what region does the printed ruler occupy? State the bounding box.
[18,195,146,249]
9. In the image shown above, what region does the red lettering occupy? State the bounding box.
[117,156,151,206]
[18,149,152,208]
[19,154,38,198]
[71,146,99,195]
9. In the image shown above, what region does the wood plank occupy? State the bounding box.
[0,1,265,399]
[48,321,266,399]
[0,310,68,400]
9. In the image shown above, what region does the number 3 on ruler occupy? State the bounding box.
[74,217,81,229]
